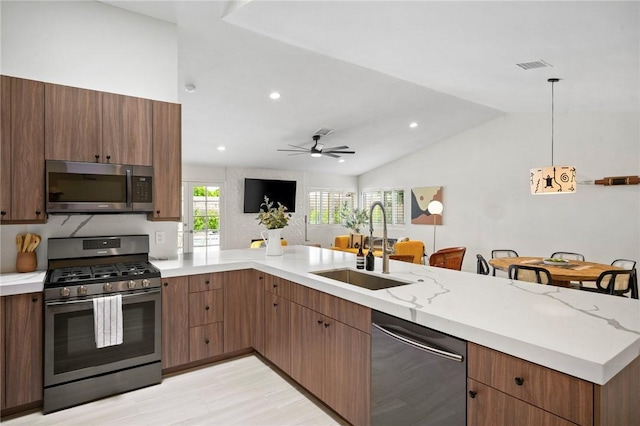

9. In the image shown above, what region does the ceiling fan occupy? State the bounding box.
[277,133,355,158]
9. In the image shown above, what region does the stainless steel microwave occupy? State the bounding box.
[46,160,153,214]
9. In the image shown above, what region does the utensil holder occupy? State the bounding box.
[16,252,37,273]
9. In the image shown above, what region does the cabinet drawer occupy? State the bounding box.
[290,282,325,312]
[264,275,291,299]
[467,379,577,426]
[468,343,593,425]
[189,289,223,327]
[189,323,223,362]
[189,273,223,292]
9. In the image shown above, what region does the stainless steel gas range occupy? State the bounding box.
[43,235,162,414]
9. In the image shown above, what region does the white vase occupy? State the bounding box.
[260,228,284,256]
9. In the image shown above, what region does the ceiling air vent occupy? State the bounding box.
[516,60,552,70]
[313,128,333,137]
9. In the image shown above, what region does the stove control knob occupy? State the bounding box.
[77,286,88,296]
[142,279,150,288]
[103,283,113,292]
[128,280,136,289]
[60,287,71,297]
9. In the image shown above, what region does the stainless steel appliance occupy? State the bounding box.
[46,160,153,214]
[371,311,467,425]
[43,235,162,414]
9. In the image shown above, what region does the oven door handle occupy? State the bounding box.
[46,289,160,306]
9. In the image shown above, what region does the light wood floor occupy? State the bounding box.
[3,355,346,425]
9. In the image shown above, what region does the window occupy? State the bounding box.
[179,182,221,254]
[361,189,405,225]
[308,190,355,225]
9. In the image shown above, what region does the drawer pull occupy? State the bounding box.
[324,322,330,328]
[205,280,210,285]
[273,284,278,288]
[205,339,210,344]
[468,390,477,399]
[273,303,278,307]
[205,306,210,310]
[514,377,524,386]
[317,320,323,325]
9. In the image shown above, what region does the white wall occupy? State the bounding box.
[0,1,179,272]
[1,1,178,101]
[359,112,640,272]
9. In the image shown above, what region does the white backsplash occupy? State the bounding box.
[0,214,178,273]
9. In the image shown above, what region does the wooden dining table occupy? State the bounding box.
[488,256,623,287]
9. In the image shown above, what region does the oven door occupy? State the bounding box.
[44,288,161,387]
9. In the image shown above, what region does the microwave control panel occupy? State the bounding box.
[132,176,153,203]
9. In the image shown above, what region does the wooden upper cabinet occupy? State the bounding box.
[45,83,102,162]
[102,93,152,165]
[1,76,45,223]
[149,100,181,221]
[1,76,12,220]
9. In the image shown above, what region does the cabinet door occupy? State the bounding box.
[45,83,102,162]
[325,318,371,426]
[1,296,5,409]
[102,93,152,165]
[189,272,223,293]
[149,100,181,221]
[467,379,575,426]
[161,276,189,369]
[3,293,43,408]
[224,270,262,353]
[10,77,45,222]
[189,289,223,327]
[290,303,325,399]
[1,76,12,220]
[189,323,223,362]
[264,293,290,374]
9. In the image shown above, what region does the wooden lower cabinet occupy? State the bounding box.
[161,276,190,369]
[223,270,263,353]
[189,323,223,362]
[2,293,43,409]
[263,293,291,374]
[467,379,575,426]
[290,301,371,426]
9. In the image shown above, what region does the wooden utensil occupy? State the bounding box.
[16,234,23,252]
[22,233,32,253]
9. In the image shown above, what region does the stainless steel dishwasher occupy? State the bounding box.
[371,311,467,425]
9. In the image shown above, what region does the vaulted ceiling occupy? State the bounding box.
[103,1,639,176]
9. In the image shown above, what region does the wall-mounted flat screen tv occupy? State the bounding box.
[243,178,297,213]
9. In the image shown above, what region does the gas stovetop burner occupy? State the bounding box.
[47,261,160,286]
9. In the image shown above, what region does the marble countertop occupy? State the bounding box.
[2,245,638,385]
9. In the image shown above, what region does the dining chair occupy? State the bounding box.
[389,254,415,264]
[610,259,638,299]
[508,264,552,285]
[429,247,466,271]
[580,269,636,298]
[476,254,490,275]
[491,249,519,276]
[550,251,585,261]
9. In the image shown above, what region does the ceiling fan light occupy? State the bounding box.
[310,152,322,158]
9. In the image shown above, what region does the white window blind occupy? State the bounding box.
[308,190,354,225]
[362,189,404,225]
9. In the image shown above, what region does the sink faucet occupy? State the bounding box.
[369,201,389,274]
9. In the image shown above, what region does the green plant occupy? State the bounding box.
[340,201,369,233]
[256,196,291,229]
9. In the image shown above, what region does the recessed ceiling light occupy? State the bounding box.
[409,122,418,128]
[217,146,226,151]
[184,84,196,93]
[269,92,281,100]
[338,159,345,163]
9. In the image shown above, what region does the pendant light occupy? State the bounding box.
[530,78,576,194]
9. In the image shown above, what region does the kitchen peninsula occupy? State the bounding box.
[1,245,639,425]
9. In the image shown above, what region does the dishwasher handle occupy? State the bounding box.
[372,322,464,363]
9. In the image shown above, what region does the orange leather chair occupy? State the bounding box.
[429,247,466,270]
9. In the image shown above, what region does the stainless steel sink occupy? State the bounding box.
[311,268,412,291]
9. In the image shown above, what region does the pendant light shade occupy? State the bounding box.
[530,78,576,195]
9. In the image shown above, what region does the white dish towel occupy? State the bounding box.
[93,294,123,348]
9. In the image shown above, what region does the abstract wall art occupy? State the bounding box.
[411,186,443,225]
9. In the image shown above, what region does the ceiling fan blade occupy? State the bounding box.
[287,144,310,150]
[322,145,349,151]
[286,152,307,156]
[323,152,340,158]
[325,150,355,155]
[277,148,308,152]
